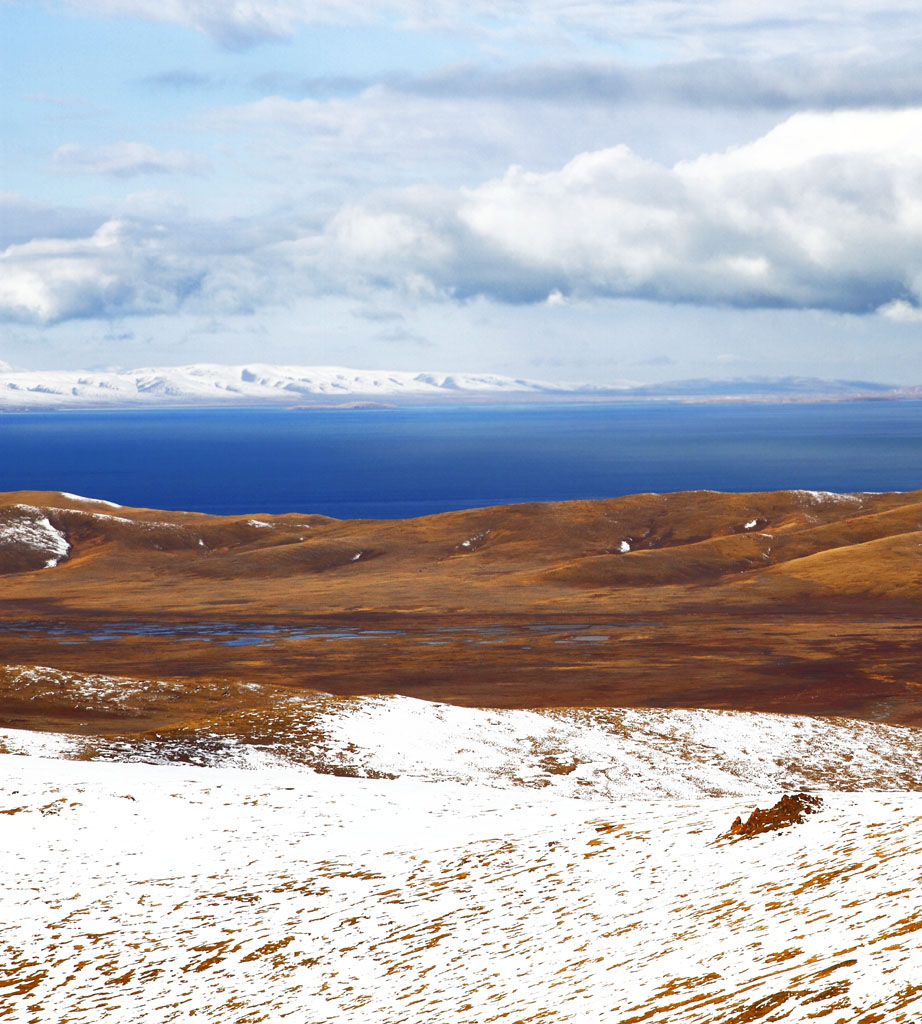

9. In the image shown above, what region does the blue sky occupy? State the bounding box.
[2,0,922,384]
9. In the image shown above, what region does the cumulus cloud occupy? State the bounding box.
[318,108,922,314]
[53,142,209,177]
[50,0,922,56]
[4,108,922,324]
[0,220,203,323]
[878,299,922,323]
[0,207,297,323]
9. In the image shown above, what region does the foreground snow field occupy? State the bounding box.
[3,699,922,1023]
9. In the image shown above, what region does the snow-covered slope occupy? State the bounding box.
[0,363,615,409]
[2,754,921,1024]
[5,694,922,1022]
[4,690,921,796]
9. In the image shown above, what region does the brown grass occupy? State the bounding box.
[1,488,922,726]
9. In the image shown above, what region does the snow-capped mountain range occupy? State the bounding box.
[0,363,916,409]
[0,363,615,409]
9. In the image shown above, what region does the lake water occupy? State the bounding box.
[0,402,919,519]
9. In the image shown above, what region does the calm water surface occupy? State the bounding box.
[0,403,919,518]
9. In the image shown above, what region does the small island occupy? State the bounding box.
[289,401,397,410]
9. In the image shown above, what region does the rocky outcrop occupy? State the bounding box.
[724,792,823,840]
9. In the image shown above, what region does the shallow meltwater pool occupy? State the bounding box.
[0,619,656,647]
[0,620,406,645]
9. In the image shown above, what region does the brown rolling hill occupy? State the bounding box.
[1,487,921,730]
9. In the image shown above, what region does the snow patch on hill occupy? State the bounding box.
[0,506,70,567]
[59,491,123,508]
[793,489,865,505]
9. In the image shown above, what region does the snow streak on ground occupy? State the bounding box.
[2,755,922,1024]
[58,493,122,508]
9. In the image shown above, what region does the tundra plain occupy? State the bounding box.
[1,487,921,730]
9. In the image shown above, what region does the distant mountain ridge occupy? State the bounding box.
[0,363,612,410]
[0,363,916,410]
[627,375,899,397]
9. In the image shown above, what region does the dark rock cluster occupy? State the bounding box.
[725,792,823,840]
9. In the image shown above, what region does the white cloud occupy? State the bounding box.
[321,108,922,313]
[53,142,209,177]
[878,299,922,323]
[4,108,922,325]
[50,0,922,56]
[0,220,199,322]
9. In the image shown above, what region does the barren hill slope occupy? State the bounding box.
[2,487,921,607]
[1,488,921,723]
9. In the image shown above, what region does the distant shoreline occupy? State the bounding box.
[1,392,921,414]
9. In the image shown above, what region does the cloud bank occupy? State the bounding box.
[51,0,922,55]
[387,55,922,112]
[4,109,922,324]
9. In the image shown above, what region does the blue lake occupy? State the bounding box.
[0,402,919,519]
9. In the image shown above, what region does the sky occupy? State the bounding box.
[1,1,922,385]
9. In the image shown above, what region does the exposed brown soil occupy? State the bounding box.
[2,488,922,732]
